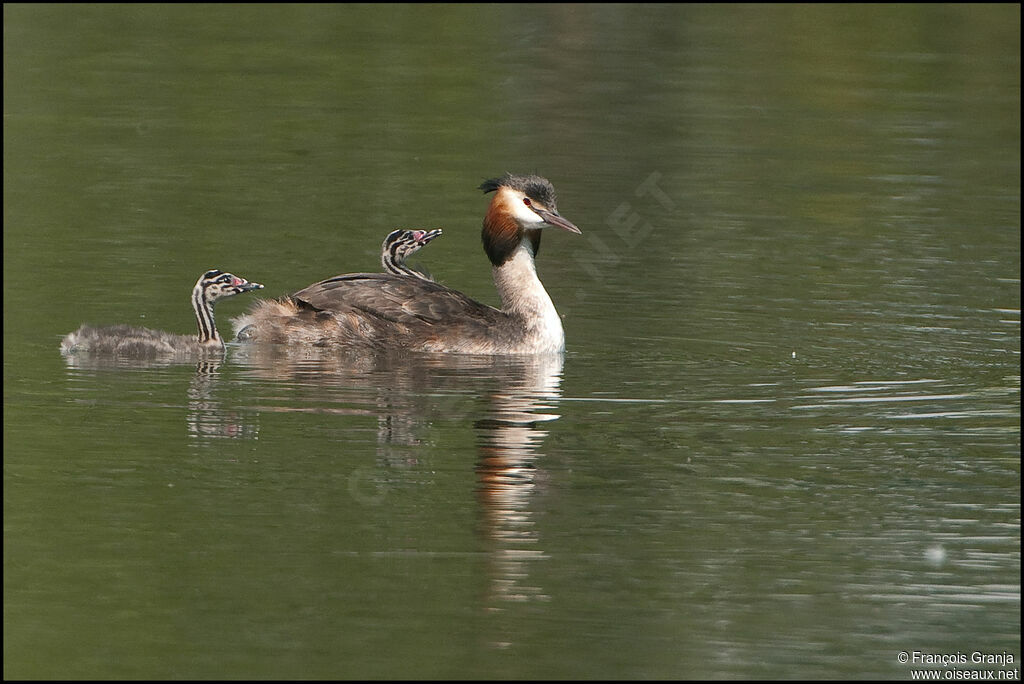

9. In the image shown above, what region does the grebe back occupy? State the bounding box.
[62,270,263,357]
[232,174,580,354]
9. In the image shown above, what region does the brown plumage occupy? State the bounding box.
[232,174,581,354]
[61,270,263,357]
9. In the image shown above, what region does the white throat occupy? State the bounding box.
[492,241,565,353]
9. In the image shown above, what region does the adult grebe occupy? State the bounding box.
[233,174,581,354]
[381,228,443,280]
[61,270,263,357]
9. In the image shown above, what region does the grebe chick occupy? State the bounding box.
[232,174,581,354]
[381,228,442,280]
[61,270,263,357]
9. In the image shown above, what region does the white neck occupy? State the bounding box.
[492,241,565,353]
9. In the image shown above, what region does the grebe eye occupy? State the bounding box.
[523,197,532,206]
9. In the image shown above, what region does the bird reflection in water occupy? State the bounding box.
[60,353,259,444]
[475,353,563,607]
[64,342,565,623]
[232,345,564,611]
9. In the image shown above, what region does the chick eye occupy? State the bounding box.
[523,197,532,207]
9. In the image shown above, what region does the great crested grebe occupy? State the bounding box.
[61,270,263,357]
[381,228,443,280]
[233,174,581,354]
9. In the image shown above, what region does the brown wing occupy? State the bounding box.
[292,272,508,332]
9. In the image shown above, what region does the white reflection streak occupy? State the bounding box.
[478,354,564,608]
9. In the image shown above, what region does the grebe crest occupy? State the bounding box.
[233,175,580,354]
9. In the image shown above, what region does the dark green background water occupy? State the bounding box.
[4,4,1019,679]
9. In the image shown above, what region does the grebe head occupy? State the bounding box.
[196,269,264,304]
[61,269,265,356]
[382,228,443,263]
[479,174,581,266]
